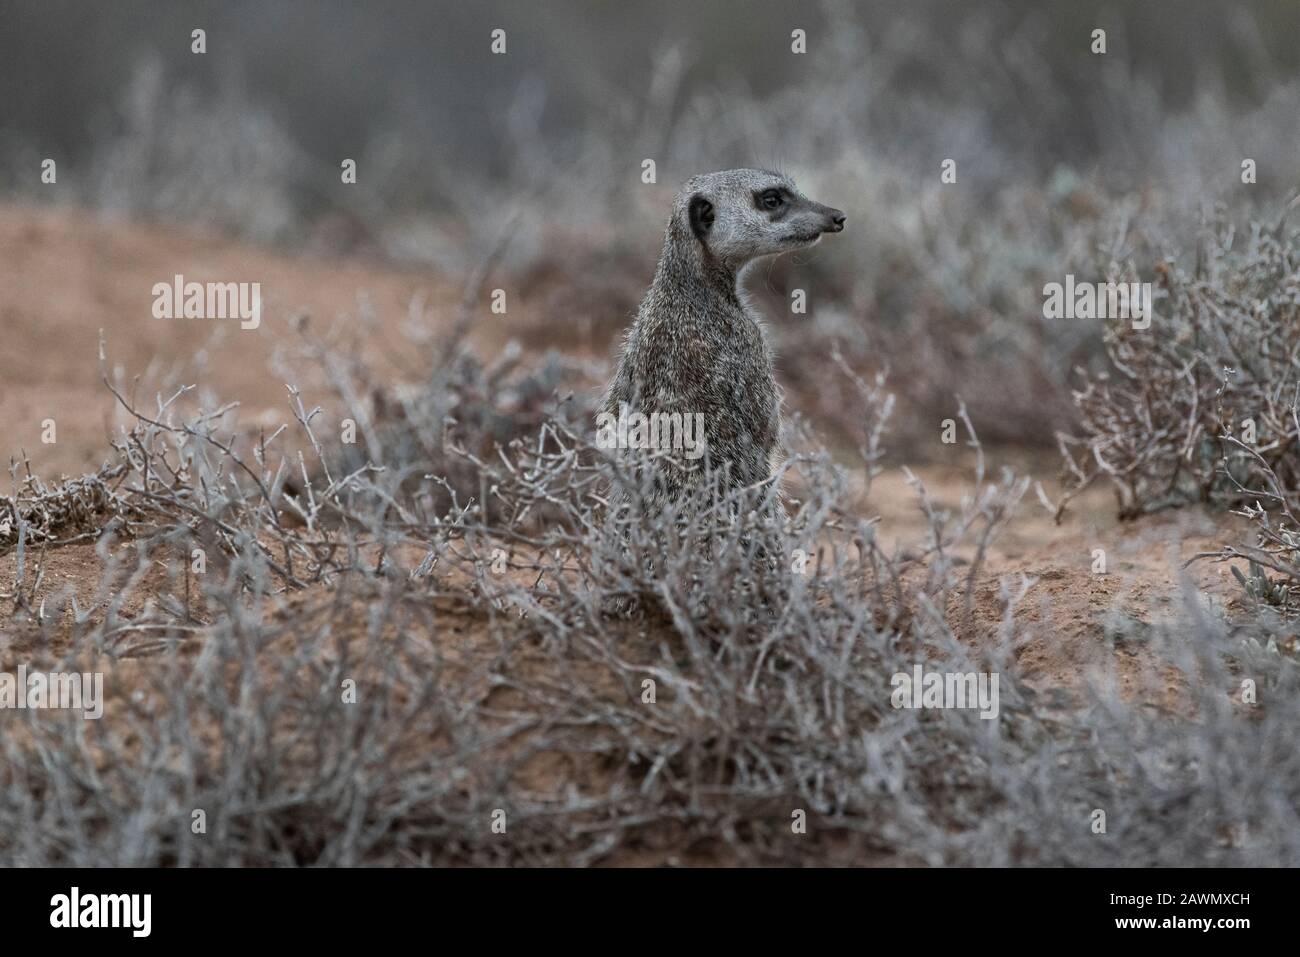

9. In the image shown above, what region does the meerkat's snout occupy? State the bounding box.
[779,199,846,248]
[803,200,846,235]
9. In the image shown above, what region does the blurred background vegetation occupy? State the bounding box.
[5,0,1300,187]
[3,0,1298,451]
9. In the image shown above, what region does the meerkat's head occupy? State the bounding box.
[675,168,845,270]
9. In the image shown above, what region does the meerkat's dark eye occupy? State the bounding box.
[759,189,783,210]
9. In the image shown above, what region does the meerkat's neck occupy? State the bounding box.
[654,214,742,313]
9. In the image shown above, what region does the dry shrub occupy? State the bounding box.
[1059,202,1300,519]
[1059,201,1300,642]
[4,312,1300,866]
[1,465,132,553]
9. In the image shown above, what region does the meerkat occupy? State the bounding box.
[601,168,845,514]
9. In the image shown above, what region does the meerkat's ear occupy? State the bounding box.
[688,194,714,241]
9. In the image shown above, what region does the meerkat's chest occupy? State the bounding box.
[670,308,768,377]
[673,313,777,439]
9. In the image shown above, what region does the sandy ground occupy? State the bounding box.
[0,202,466,478]
[0,202,1256,699]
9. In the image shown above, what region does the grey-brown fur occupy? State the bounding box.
[601,169,845,512]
